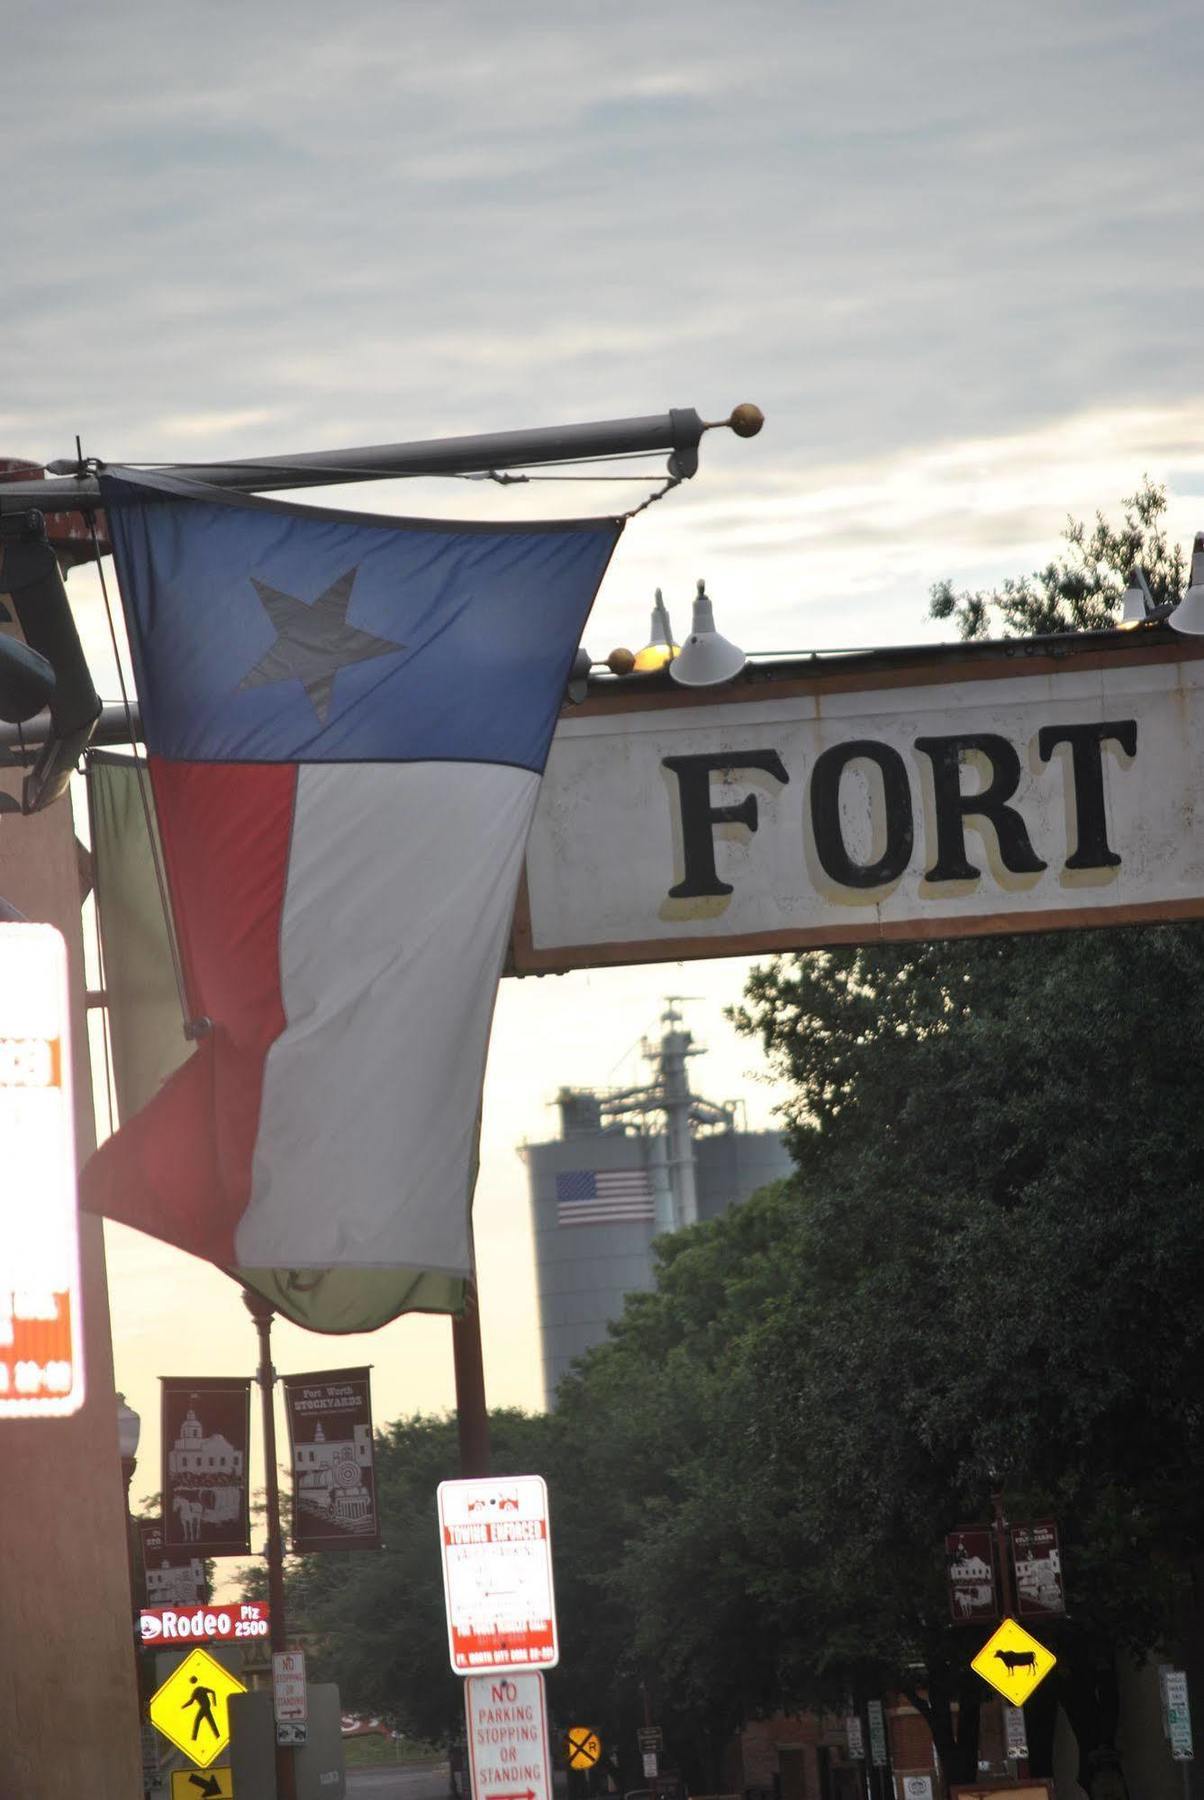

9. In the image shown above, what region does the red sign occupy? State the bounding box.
[437,1476,559,1673]
[946,1527,999,1623]
[138,1600,269,1647]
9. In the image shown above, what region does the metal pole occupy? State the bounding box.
[451,1282,491,1480]
[244,1290,299,1800]
[991,1489,1030,1782]
[0,403,764,511]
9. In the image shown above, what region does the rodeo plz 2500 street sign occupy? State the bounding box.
[513,632,1204,972]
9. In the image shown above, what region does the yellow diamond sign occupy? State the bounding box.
[149,1646,246,1768]
[972,1617,1056,1706]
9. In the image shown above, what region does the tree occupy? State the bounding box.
[930,477,1184,639]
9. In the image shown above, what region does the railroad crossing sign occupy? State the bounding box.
[565,1727,602,1770]
[149,1647,247,1768]
[171,1770,234,1798]
[972,1617,1056,1706]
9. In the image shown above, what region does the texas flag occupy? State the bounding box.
[82,471,621,1292]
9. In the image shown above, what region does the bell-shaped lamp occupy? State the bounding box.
[669,581,747,687]
[1171,536,1204,635]
[632,590,679,672]
[1119,568,1153,628]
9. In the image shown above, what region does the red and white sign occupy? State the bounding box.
[0,924,84,1417]
[465,1672,553,1800]
[273,1649,308,1724]
[437,1476,559,1673]
[139,1600,269,1646]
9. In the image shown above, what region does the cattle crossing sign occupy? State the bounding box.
[972,1618,1056,1705]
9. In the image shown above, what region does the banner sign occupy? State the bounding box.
[946,1527,999,1623]
[514,634,1204,973]
[0,924,84,1417]
[1010,1520,1065,1618]
[161,1377,252,1557]
[139,1600,269,1646]
[139,1520,208,1607]
[437,1475,559,1673]
[282,1367,381,1553]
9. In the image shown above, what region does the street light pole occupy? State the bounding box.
[244,1290,299,1800]
[991,1489,1031,1781]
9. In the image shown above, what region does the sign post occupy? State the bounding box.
[273,1649,309,1748]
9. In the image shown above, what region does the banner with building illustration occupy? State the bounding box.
[282,1368,381,1553]
[161,1377,252,1557]
[138,1520,209,1608]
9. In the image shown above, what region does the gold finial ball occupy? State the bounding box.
[728,402,765,439]
[607,646,637,675]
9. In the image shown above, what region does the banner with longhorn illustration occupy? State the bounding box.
[161,1377,252,1557]
[282,1368,381,1553]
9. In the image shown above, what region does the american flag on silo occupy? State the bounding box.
[556,1167,655,1226]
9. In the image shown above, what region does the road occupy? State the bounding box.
[347,1758,452,1800]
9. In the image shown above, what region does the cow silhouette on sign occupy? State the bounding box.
[995,1649,1037,1674]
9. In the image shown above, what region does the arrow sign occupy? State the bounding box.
[487,1789,538,1799]
[190,1779,222,1798]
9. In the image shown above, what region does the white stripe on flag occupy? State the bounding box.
[237,761,539,1272]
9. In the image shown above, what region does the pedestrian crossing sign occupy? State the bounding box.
[149,1647,246,1768]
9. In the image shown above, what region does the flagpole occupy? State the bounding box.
[451,1282,491,1479]
[244,1290,299,1800]
[0,403,763,510]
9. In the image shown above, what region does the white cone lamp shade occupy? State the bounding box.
[1171,537,1204,635]
[669,581,747,687]
[1120,568,1153,628]
[633,589,679,671]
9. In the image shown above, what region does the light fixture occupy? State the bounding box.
[1170,535,1204,635]
[668,580,747,687]
[632,590,679,672]
[1119,567,1153,629]
[116,1391,141,1474]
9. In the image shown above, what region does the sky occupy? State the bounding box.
[7,0,1204,1565]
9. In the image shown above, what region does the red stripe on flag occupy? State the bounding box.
[81,761,296,1266]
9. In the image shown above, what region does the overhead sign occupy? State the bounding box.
[946,1527,999,1624]
[1010,1520,1065,1619]
[565,1727,601,1771]
[140,1601,269,1647]
[171,1771,234,1799]
[282,1366,381,1553]
[972,1618,1056,1706]
[148,1645,247,1768]
[437,1475,559,1673]
[514,634,1204,973]
[0,923,84,1417]
[465,1672,553,1800]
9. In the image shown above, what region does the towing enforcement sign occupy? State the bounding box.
[466,1672,553,1800]
[972,1617,1056,1706]
[438,1476,559,1673]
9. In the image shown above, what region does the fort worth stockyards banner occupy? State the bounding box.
[283,1368,381,1553]
[514,632,1204,972]
[161,1377,252,1557]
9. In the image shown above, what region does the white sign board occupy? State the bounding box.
[437,1476,559,1673]
[0,924,84,1416]
[901,1778,933,1800]
[516,638,1204,972]
[466,1672,553,1800]
[273,1649,308,1723]
[1161,1668,1194,1760]
[1004,1704,1028,1759]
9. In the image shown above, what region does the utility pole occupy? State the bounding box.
[244,1290,299,1800]
[991,1489,1030,1781]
